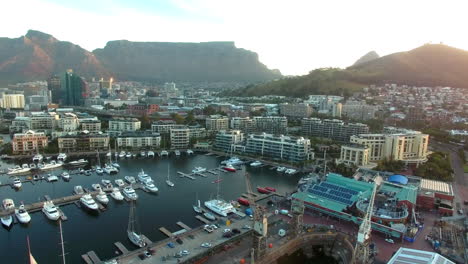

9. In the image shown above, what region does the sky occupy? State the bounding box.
[1,0,468,75]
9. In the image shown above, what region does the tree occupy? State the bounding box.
[203,106,217,116]
[185,111,195,125]
[171,113,185,124]
[415,152,453,181]
[375,158,405,172]
[140,115,152,129]
[43,139,59,154]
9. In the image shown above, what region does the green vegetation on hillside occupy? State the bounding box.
[375,158,405,172]
[415,152,453,182]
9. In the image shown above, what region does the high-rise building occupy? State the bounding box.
[253,116,288,135]
[279,103,313,118]
[214,130,244,153]
[99,78,113,98]
[1,94,25,109]
[12,130,48,154]
[61,70,88,106]
[47,75,61,104]
[206,115,229,131]
[230,117,255,133]
[342,100,377,121]
[301,118,369,142]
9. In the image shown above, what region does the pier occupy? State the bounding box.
[177,171,196,180]
[159,227,173,237]
[195,215,211,224]
[176,221,192,231]
[114,242,129,254]
[87,251,102,264]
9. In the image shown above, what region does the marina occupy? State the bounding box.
[0,153,301,263]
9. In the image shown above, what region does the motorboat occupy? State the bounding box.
[125,176,136,184]
[106,152,112,157]
[91,183,102,192]
[203,212,216,221]
[147,151,155,158]
[104,164,118,174]
[110,188,124,201]
[192,167,207,174]
[15,204,31,224]
[57,153,67,162]
[140,151,146,157]
[132,153,137,158]
[223,164,236,172]
[3,199,15,210]
[143,179,158,193]
[29,163,36,169]
[276,166,286,172]
[33,174,40,181]
[1,215,13,228]
[95,166,104,174]
[74,185,85,195]
[84,169,92,176]
[257,187,270,194]
[265,187,276,192]
[111,162,120,169]
[101,179,113,189]
[237,198,250,206]
[115,179,125,187]
[33,154,43,162]
[12,178,22,189]
[175,150,181,156]
[42,201,60,221]
[137,169,150,182]
[40,161,62,171]
[204,199,236,217]
[126,152,132,158]
[186,149,194,155]
[96,191,109,204]
[78,168,85,174]
[193,199,202,214]
[80,194,99,210]
[250,161,262,167]
[118,151,125,158]
[122,186,138,200]
[166,167,174,187]
[68,159,88,166]
[8,166,31,175]
[61,172,70,181]
[285,168,297,175]
[221,157,242,165]
[46,174,59,182]
[160,150,169,156]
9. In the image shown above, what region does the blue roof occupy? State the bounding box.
[388,174,408,185]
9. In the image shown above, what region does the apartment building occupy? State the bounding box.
[253,116,288,135]
[127,103,159,116]
[81,120,102,132]
[58,133,109,152]
[245,133,313,163]
[230,117,255,134]
[214,130,244,153]
[342,100,378,121]
[12,130,48,154]
[301,118,369,142]
[279,103,313,118]
[1,94,25,109]
[338,144,370,167]
[151,120,179,134]
[170,128,190,149]
[117,131,161,150]
[58,113,79,132]
[108,118,141,136]
[205,115,229,131]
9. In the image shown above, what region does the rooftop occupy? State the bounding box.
[387,247,454,264]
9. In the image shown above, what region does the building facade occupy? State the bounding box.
[108,118,141,136]
[214,130,244,153]
[342,100,377,121]
[245,133,313,163]
[127,103,159,116]
[338,144,370,166]
[253,116,288,135]
[58,133,109,152]
[117,132,161,150]
[1,94,25,109]
[81,120,102,132]
[301,118,369,142]
[205,115,229,131]
[12,130,48,154]
[230,117,255,134]
[61,70,88,106]
[279,103,313,118]
[170,128,190,149]
[47,75,61,104]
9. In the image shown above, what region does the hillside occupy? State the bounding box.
[0,30,281,84]
[353,51,379,66]
[231,44,468,97]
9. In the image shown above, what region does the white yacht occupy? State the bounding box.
[42,201,60,221]
[285,168,297,175]
[125,152,132,158]
[101,179,113,189]
[47,174,59,182]
[95,166,104,174]
[122,186,138,200]
[3,199,15,211]
[68,159,88,166]
[104,164,118,174]
[250,161,262,167]
[74,185,85,195]
[203,212,216,221]
[119,151,126,158]
[12,178,22,189]
[115,179,125,187]
[140,151,146,157]
[127,201,146,248]
[8,166,31,175]
[91,183,102,192]
[192,167,207,174]
[160,150,169,156]
[165,165,174,187]
[15,204,31,224]
[40,161,62,171]
[111,162,120,169]
[57,153,67,162]
[137,169,150,182]
[175,150,181,156]
[221,157,242,165]
[1,215,13,228]
[276,166,286,172]
[61,172,71,181]
[32,154,43,162]
[110,188,124,201]
[125,176,136,184]
[80,194,99,210]
[186,149,194,155]
[96,191,109,205]
[143,179,158,193]
[29,163,36,169]
[204,199,236,217]
[147,151,155,158]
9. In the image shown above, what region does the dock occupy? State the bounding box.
[177,171,196,180]
[141,234,152,245]
[195,215,211,224]
[87,251,102,263]
[159,227,173,237]
[81,254,93,264]
[176,221,192,231]
[114,242,129,254]
[173,229,187,236]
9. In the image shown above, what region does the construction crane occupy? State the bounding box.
[353,175,382,264]
[244,172,268,263]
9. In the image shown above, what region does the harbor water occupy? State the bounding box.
[0,154,301,263]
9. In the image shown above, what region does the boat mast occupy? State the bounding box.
[128,201,135,233]
[97,150,101,167]
[59,219,67,264]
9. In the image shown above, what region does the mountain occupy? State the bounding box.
[352,51,379,66]
[93,40,281,82]
[0,30,109,84]
[0,30,281,84]
[231,44,468,97]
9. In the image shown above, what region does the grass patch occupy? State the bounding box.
[464,164,468,173]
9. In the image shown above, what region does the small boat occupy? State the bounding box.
[193,198,202,214]
[80,194,99,210]
[257,187,270,194]
[47,174,59,182]
[125,176,136,184]
[143,180,158,193]
[111,162,120,169]
[223,164,236,172]
[119,151,126,158]
[42,201,60,221]
[122,186,138,200]
[74,185,84,195]
[115,179,125,187]
[147,151,155,158]
[33,175,40,181]
[1,215,13,228]
[33,154,43,162]
[57,153,67,162]
[276,166,286,172]
[237,198,250,206]
[95,166,104,174]
[203,212,216,221]
[3,199,15,210]
[29,163,36,169]
[211,179,223,184]
[192,167,207,174]
[91,183,102,192]
[84,169,92,176]
[186,149,194,155]
[68,159,88,166]
[175,150,181,156]
[40,161,62,171]
[61,172,70,180]
[285,168,297,175]
[78,168,85,174]
[137,169,150,182]
[160,150,169,156]
[96,191,109,204]
[140,151,146,157]
[231,200,240,207]
[101,179,113,189]
[250,161,262,167]
[106,152,112,157]
[12,178,22,189]
[166,165,174,187]
[221,157,242,165]
[15,204,31,224]
[8,166,31,175]
[110,188,124,201]
[126,152,132,158]
[265,187,276,192]
[132,153,137,158]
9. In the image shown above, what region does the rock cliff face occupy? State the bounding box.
[0,30,281,84]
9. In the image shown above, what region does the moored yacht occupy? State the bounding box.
[103,164,118,174]
[95,166,104,174]
[221,157,242,165]
[80,194,99,210]
[8,166,31,175]
[140,151,146,157]
[125,152,132,158]
[42,201,60,221]
[91,183,102,192]
[203,212,216,221]
[96,191,109,204]
[174,150,181,156]
[193,200,202,213]
[204,199,236,217]
[285,168,297,175]
[115,179,125,187]
[33,154,43,162]
[68,159,88,166]
[40,160,62,171]
[12,178,22,189]
[1,215,13,228]
[250,160,262,167]
[61,172,70,181]
[223,164,236,172]
[160,150,169,156]
[101,179,113,189]
[125,176,136,184]
[137,169,150,182]
[57,153,67,162]
[29,163,36,169]
[147,151,155,158]
[143,179,158,193]
[15,204,31,224]
[46,174,59,182]
[119,151,126,158]
[3,199,15,211]
[74,185,84,195]
[192,167,207,174]
[276,166,286,172]
[122,186,138,200]
[110,187,124,201]
[186,149,194,155]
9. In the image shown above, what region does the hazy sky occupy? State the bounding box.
[2,0,467,75]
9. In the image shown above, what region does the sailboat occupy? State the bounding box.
[193,193,202,213]
[95,150,103,174]
[204,174,236,217]
[27,236,38,264]
[127,201,146,248]
[112,141,120,168]
[166,164,174,187]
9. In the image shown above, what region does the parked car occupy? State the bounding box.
[223,231,233,238]
[176,238,183,244]
[232,228,241,234]
[201,243,212,248]
[167,242,175,248]
[204,225,214,233]
[385,238,394,244]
